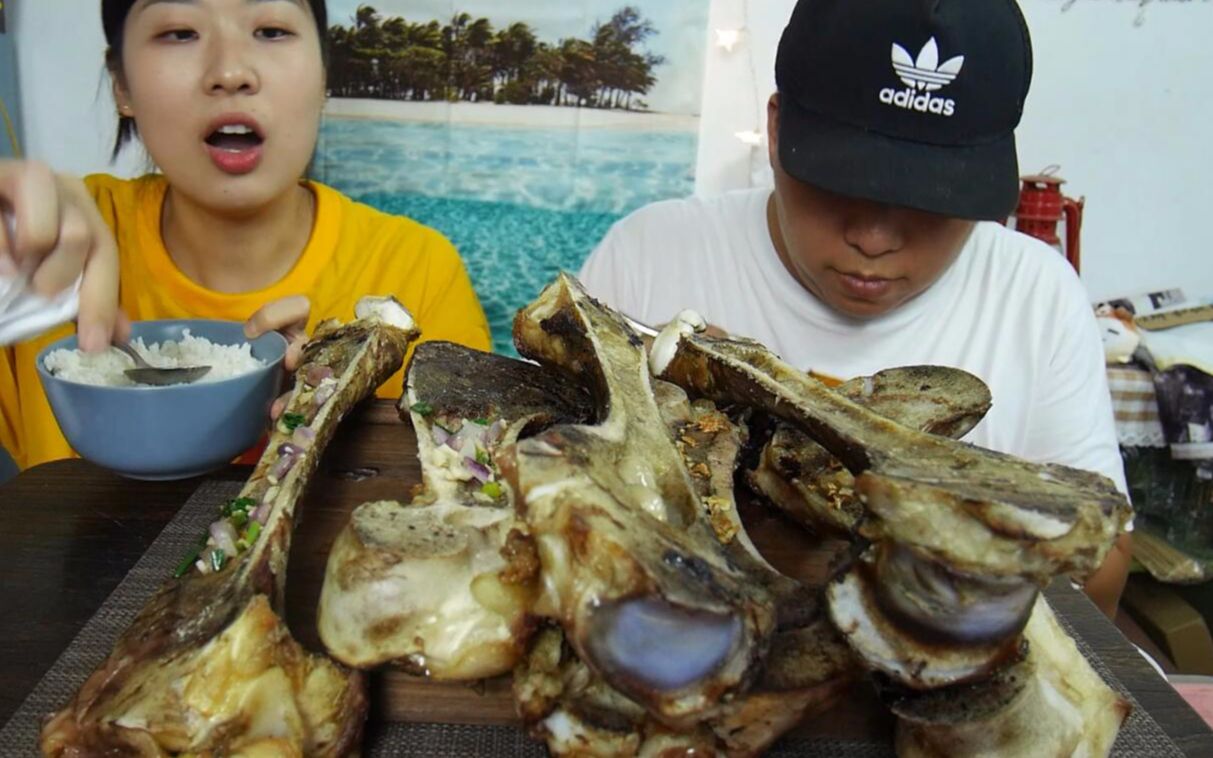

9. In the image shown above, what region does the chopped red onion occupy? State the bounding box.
[451,423,482,453]
[270,453,297,482]
[487,419,503,443]
[305,365,334,387]
[252,503,272,525]
[432,426,451,447]
[277,442,304,458]
[464,456,492,483]
[291,426,316,449]
[313,383,336,408]
[209,519,239,556]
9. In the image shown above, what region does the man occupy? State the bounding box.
[579,0,1131,616]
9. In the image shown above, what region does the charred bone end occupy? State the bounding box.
[872,543,1039,647]
[875,646,1032,727]
[827,551,1026,689]
[583,596,742,693]
[649,309,707,379]
[354,294,416,333]
[318,500,528,679]
[892,599,1130,757]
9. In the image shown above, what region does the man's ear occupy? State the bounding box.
[766,93,780,169]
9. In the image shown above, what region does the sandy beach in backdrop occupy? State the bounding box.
[323,98,699,132]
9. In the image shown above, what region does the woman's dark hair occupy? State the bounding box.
[101,0,329,159]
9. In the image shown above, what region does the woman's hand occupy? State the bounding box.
[244,294,310,420]
[0,160,123,350]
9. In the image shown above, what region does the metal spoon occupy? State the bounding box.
[112,341,212,386]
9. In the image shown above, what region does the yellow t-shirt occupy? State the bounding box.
[0,174,491,470]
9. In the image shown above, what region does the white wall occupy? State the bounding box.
[11,0,1213,301]
[0,27,22,159]
[9,2,144,178]
[1015,0,1213,300]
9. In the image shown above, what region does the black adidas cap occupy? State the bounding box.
[774,0,1033,221]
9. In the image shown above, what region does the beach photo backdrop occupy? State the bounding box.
[316,2,710,353]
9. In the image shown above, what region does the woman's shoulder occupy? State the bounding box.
[83,172,166,195]
[309,183,464,279]
[314,182,450,247]
[959,222,1093,321]
[83,173,166,200]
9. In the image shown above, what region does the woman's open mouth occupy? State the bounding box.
[204,121,265,175]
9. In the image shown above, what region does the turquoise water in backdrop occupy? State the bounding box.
[316,116,697,353]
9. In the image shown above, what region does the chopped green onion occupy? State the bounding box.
[209,548,227,573]
[472,417,489,426]
[410,401,434,416]
[230,510,249,529]
[282,412,307,431]
[243,521,262,545]
[173,538,208,578]
[222,496,256,517]
[235,539,249,552]
[481,481,503,499]
[475,449,490,466]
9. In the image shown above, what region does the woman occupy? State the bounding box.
[0,0,491,470]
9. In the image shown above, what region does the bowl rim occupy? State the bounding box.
[35,318,289,392]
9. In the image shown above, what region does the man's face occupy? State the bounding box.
[766,96,976,319]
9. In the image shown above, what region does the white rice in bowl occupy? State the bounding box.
[44,330,266,387]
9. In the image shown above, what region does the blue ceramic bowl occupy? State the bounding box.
[36,320,287,480]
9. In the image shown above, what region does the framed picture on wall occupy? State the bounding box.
[315,1,710,355]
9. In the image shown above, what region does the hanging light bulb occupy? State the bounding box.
[714,28,743,53]
[734,129,763,146]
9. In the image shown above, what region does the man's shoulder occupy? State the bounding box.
[953,223,1094,328]
[612,188,766,238]
[967,222,1074,271]
[963,222,1083,290]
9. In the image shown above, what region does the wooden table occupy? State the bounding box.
[2,402,1212,755]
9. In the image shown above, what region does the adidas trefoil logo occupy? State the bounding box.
[879,37,964,117]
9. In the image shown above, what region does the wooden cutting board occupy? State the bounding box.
[282,404,894,740]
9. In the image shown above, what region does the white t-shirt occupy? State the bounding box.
[580,188,1129,496]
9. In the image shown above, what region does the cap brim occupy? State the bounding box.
[777,96,1020,221]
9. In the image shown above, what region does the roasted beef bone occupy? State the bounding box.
[655,331,1131,583]
[827,545,1037,688]
[891,599,1129,757]
[749,366,991,536]
[505,274,777,726]
[516,615,857,758]
[40,296,416,756]
[653,321,1130,725]
[656,379,818,630]
[318,342,591,679]
[668,393,859,750]
[512,308,855,754]
[514,626,720,756]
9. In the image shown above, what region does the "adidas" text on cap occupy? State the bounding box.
[774,0,1033,220]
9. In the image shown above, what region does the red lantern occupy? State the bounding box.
[1013,166,1084,272]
